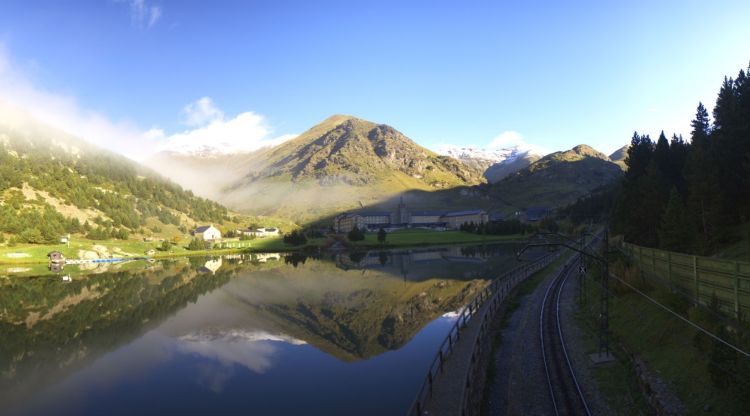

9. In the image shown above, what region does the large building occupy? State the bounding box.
[334,200,489,233]
[441,210,490,229]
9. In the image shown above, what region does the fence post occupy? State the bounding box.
[735,261,741,320]
[639,245,643,267]
[667,251,672,290]
[693,256,699,305]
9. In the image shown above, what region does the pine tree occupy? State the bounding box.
[684,146,723,254]
[347,226,365,242]
[658,187,690,252]
[690,102,711,147]
[654,131,671,175]
[377,227,387,243]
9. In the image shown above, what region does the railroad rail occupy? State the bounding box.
[540,254,591,416]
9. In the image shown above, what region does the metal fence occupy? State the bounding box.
[406,250,560,416]
[620,242,750,320]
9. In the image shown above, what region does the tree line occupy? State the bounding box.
[613,61,750,255]
[0,131,230,243]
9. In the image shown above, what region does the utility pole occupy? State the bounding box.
[597,229,611,359]
[579,231,586,304]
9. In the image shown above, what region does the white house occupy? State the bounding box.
[192,225,222,241]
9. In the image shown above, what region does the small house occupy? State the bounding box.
[260,227,280,237]
[191,224,222,241]
[47,251,65,264]
[145,248,156,256]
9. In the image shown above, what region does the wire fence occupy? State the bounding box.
[620,242,750,320]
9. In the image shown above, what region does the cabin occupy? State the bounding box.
[145,248,156,256]
[192,224,222,241]
[47,251,65,264]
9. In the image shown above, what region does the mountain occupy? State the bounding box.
[437,145,543,183]
[483,151,541,182]
[486,144,623,209]
[0,103,231,243]
[155,115,485,223]
[609,145,629,170]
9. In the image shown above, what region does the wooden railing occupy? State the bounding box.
[405,250,559,416]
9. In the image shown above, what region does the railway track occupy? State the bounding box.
[540,256,592,416]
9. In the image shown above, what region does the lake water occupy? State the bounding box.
[0,244,541,416]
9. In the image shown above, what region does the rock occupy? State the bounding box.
[78,250,100,260]
[91,245,110,258]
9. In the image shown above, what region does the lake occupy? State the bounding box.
[0,244,541,416]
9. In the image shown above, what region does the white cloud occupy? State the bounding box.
[155,105,297,155]
[119,0,162,29]
[488,131,523,148]
[488,130,550,155]
[0,45,295,161]
[182,96,224,127]
[0,44,154,160]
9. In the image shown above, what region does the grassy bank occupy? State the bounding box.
[0,230,525,265]
[352,229,524,248]
[580,257,750,415]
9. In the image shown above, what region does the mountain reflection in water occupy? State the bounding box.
[0,243,541,416]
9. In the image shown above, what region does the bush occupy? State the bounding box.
[377,227,387,243]
[347,226,365,242]
[283,230,308,246]
[187,237,209,251]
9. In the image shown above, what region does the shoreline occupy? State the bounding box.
[0,233,527,266]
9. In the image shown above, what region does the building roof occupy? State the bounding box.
[194,225,215,233]
[442,210,486,217]
[489,212,505,221]
[358,212,391,217]
[336,212,361,220]
[411,211,444,216]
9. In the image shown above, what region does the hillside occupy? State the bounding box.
[486,144,623,209]
[0,106,232,244]
[609,145,629,170]
[188,115,485,223]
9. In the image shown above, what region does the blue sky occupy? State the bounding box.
[1,0,749,159]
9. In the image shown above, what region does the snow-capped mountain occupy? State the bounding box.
[436,144,544,182]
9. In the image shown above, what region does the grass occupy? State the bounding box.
[580,258,750,415]
[353,229,524,248]
[0,229,526,266]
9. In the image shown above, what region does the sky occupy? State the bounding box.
[1,0,749,160]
